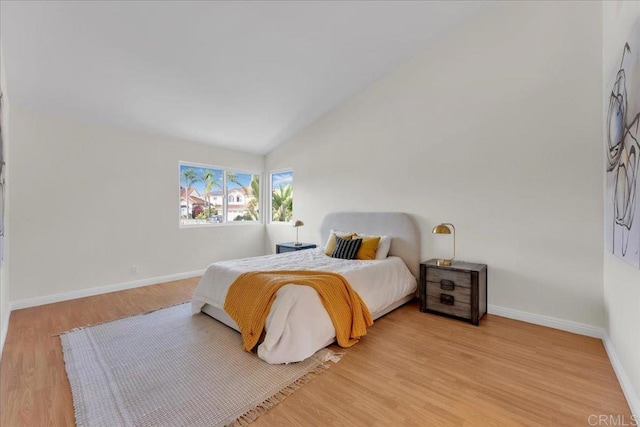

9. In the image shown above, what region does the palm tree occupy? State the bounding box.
[181,168,201,219]
[228,173,260,220]
[247,175,260,220]
[272,184,293,222]
[202,170,220,218]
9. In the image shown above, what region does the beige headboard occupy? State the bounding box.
[319,212,421,278]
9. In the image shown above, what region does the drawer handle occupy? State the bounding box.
[440,294,455,306]
[440,279,455,291]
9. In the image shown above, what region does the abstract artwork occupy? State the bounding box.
[606,18,640,268]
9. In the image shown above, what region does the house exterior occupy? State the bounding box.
[181,186,257,221]
[226,187,257,220]
[179,187,206,218]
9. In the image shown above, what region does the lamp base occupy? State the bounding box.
[294,242,302,246]
[436,259,452,266]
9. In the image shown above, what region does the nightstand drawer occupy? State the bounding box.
[425,295,471,319]
[426,281,471,304]
[425,268,471,288]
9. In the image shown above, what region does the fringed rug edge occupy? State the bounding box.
[226,350,345,427]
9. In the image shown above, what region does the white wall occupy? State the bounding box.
[8,106,265,304]
[0,40,10,356]
[602,0,640,415]
[266,2,604,327]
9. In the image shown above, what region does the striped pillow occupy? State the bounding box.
[331,235,362,260]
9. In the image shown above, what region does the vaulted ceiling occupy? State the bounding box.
[1,1,490,154]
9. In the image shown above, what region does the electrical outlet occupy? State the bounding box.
[131,265,139,274]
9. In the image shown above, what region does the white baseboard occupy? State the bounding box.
[10,269,206,311]
[488,304,604,338]
[602,333,640,418]
[489,304,639,416]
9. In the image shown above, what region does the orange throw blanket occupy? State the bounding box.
[224,270,373,351]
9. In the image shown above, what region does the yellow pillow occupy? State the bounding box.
[353,235,381,260]
[324,232,356,255]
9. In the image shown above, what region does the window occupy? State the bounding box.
[179,162,260,226]
[270,170,293,223]
[226,171,260,222]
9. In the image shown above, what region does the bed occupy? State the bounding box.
[191,212,420,364]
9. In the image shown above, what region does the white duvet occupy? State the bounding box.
[191,248,416,364]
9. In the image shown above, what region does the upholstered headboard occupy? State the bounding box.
[319,212,421,278]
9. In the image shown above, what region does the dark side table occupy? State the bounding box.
[276,242,317,254]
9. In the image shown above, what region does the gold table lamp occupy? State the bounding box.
[432,223,455,266]
[293,220,304,246]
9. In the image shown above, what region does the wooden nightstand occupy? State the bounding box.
[275,242,317,254]
[420,259,487,325]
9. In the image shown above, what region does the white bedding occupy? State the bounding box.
[191,248,417,364]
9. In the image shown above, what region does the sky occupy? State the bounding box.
[180,164,253,194]
[272,171,293,188]
[180,164,293,195]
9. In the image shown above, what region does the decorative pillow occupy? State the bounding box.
[353,236,381,260]
[374,235,392,259]
[331,235,362,260]
[354,233,392,259]
[324,230,356,255]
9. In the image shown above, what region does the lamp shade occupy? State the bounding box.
[432,224,451,234]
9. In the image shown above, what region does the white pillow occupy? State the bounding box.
[353,233,392,259]
[375,235,392,259]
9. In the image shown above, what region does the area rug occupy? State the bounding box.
[60,303,341,427]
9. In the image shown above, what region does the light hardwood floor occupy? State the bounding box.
[0,278,631,426]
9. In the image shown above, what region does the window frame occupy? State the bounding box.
[269,168,294,225]
[179,161,263,228]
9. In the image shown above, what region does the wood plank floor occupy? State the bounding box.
[0,278,631,426]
